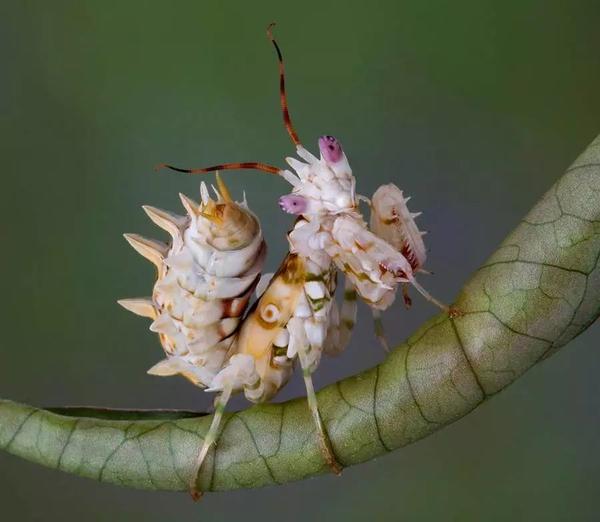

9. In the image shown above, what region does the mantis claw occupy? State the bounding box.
[448,306,464,318]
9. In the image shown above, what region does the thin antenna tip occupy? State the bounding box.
[266,21,276,39]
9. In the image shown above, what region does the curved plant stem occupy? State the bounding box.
[1,135,600,493]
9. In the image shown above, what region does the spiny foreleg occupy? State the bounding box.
[368,183,462,317]
[330,215,461,316]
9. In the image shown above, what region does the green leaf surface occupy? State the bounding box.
[1,135,599,493]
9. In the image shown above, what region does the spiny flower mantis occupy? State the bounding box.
[124,24,459,499]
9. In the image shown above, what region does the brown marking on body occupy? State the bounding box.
[237,253,306,362]
[353,239,367,252]
[256,302,281,329]
[279,254,306,285]
[379,262,406,279]
[217,321,228,339]
[221,298,235,318]
[342,262,373,282]
[401,243,419,271]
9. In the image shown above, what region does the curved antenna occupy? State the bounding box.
[155,161,282,176]
[267,23,301,147]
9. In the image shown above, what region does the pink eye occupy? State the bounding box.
[318,135,343,164]
[279,194,308,215]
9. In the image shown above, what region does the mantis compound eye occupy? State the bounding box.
[318,135,344,164]
[279,194,308,215]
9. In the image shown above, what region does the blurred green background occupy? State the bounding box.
[1,1,599,520]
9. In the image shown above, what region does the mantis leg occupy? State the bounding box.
[339,277,358,351]
[323,277,357,356]
[410,279,462,317]
[402,284,412,308]
[372,309,390,352]
[189,385,233,500]
[289,313,342,475]
[297,347,343,475]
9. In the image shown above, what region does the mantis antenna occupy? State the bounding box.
[156,23,301,177]
[267,22,302,147]
[155,161,282,176]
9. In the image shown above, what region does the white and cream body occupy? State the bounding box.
[208,242,338,402]
[120,180,266,390]
[278,138,427,312]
